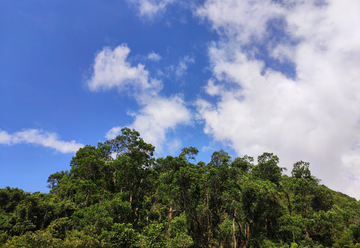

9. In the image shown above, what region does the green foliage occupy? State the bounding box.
[0,187,27,213]
[3,230,62,248]
[1,191,75,238]
[291,161,312,179]
[1,128,360,247]
[230,155,253,173]
[210,149,231,167]
[140,222,167,248]
[169,213,193,248]
[102,223,141,247]
[62,229,100,247]
[253,152,284,185]
[180,147,199,162]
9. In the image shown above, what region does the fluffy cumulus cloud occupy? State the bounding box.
[105,96,192,152]
[128,0,175,18]
[129,95,192,150]
[195,0,360,197]
[89,45,192,152]
[196,0,284,44]
[0,129,84,153]
[88,45,162,98]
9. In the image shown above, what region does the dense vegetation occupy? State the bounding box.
[1,128,359,247]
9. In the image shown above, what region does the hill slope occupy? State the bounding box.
[1,128,360,247]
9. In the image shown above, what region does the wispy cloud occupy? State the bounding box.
[147,52,162,61]
[0,129,84,153]
[176,55,195,77]
[128,0,175,18]
[195,0,360,197]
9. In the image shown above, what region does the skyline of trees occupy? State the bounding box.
[1,127,359,247]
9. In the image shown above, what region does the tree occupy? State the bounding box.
[253,152,284,186]
[180,147,199,162]
[291,161,312,180]
[2,127,359,247]
[209,149,231,167]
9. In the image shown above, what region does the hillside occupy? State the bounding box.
[1,128,360,247]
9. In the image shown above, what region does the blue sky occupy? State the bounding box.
[1,0,360,198]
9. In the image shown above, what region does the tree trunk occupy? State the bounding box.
[305,227,310,240]
[233,214,237,248]
[168,201,173,239]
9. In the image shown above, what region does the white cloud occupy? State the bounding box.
[87,45,162,98]
[104,95,192,153]
[128,0,175,18]
[176,55,195,77]
[129,95,192,151]
[0,130,12,144]
[195,0,360,198]
[90,45,193,152]
[105,127,123,140]
[0,129,84,153]
[147,52,162,61]
[196,0,284,45]
[167,137,182,155]
[205,79,223,96]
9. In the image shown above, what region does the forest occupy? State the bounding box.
[1,127,360,247]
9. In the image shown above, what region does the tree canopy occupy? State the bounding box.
[1,127,359,247]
